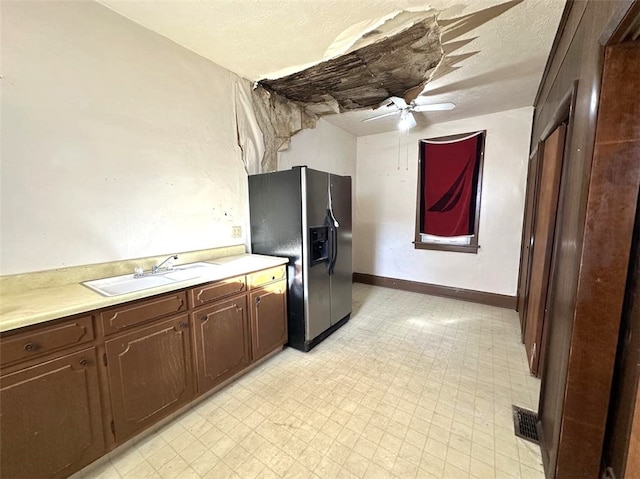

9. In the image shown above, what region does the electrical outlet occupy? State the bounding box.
[232,226,242,238]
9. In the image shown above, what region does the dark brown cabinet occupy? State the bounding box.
[105,314,194,442]
[250,280,287,361]
[1,261,287,478]
[193,295,250,392]
[0,348,105,478]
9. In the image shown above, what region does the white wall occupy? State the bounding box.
[1,1,246,274]
[278,119,357,179]
[278,119,358,251]
[354,107,532,296]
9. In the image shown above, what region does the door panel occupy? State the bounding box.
[303,168,331,341]
[106,315,194,442]
[524,125,566,376]
[0,348,104,478]
[250,281,287,361]
[517,144,543,337]
[329,174,353,325]
[193,296,250,393]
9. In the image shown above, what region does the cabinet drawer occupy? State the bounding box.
[0,315,94,367]
[190,277,246,307]
[248,265,286,289]
[100,292,188,335]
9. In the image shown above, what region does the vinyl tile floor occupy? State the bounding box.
[76,284,543,479]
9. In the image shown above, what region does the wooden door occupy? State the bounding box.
[626,387,640,479]
[250,280,287,361]
[193,295,250,393]
[602,191,640,478]
[524,124,566,376]
[517,143,544,336]
[105,314,194,442]
[0,348,105,478]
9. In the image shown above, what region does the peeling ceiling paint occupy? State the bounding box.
[259,15,442,114]
[97,0,566,136]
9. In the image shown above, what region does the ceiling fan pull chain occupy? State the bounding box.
[397,129,409,171]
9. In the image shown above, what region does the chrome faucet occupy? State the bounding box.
[152,255,178,274]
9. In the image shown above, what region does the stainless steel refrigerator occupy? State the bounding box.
[248,166,352,352]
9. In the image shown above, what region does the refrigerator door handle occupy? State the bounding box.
[327,179,340,275]
[330,223,339,274]
[325,209,338,276]
[328,180,339,228]
[326,210,338,276]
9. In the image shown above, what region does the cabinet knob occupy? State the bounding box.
[200,315,207,322]
[271,276,276,280]
[255,296,261,305]
[79,359,88,366]
[24,342,37,352]
[179,321,188,329]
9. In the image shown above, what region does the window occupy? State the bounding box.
[414,130,486,253]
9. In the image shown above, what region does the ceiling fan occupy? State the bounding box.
[362,96,455,130]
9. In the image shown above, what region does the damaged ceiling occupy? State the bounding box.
[259,15,443,115]
[98,0,565,136]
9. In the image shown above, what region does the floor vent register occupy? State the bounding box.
[512,405,540,444]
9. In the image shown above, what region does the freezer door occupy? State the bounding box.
[248,169,304,346]
[329,174,353,325]
[302,168,332,341]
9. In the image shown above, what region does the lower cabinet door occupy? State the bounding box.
[105,314,194,442]
[250,280,287,361]
[0,348,105,479]
[193,295,250,393]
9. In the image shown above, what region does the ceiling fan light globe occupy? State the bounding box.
[398,110,416,131]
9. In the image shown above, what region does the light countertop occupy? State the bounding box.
[0,253,288,333]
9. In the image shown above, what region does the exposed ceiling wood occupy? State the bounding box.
[259,17,442,113]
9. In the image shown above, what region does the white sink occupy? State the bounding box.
[164,262,220,281]
[83,262,219,297]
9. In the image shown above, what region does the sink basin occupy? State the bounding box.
[164,262,220,281]
[83,262,219,297]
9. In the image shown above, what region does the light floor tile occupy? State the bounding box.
[344,451,370,478]
[122,460,155,479]
[111,448,146,476]
[156,456,189,479]
[76,284,545,479]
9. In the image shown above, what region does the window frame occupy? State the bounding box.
[413,130,486,254]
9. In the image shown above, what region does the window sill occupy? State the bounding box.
[413,241,479,254]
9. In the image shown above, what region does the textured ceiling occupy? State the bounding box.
[97,0,565,136]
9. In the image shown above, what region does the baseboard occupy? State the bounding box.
[353,272,517,310]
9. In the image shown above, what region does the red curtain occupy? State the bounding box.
[421,133,480,237]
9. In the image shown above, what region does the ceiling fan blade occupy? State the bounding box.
[362,110,400,122]
[412,102,456,112]
[387,96,408,109]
